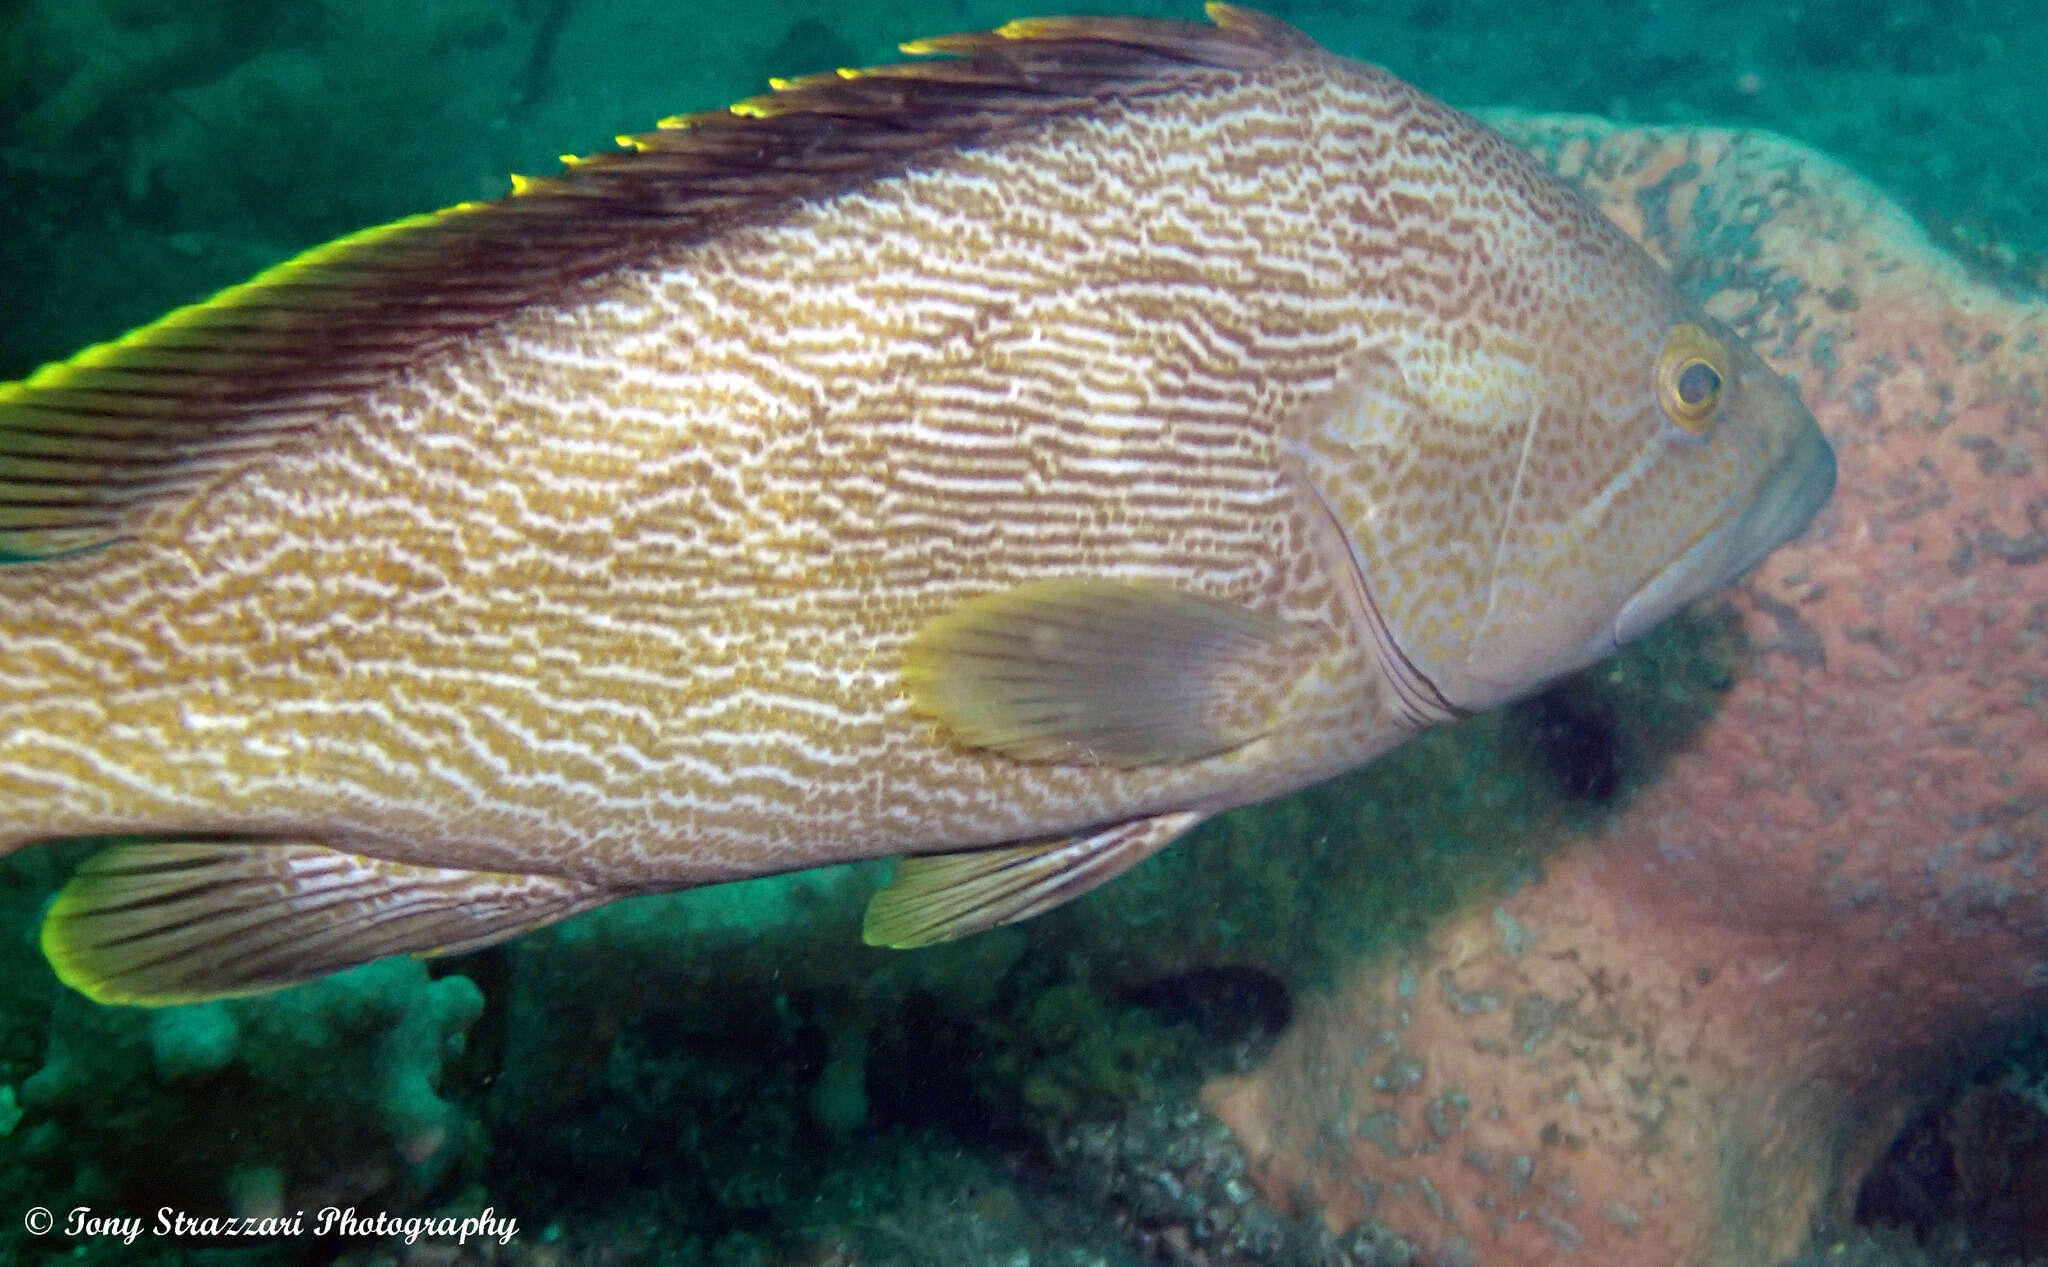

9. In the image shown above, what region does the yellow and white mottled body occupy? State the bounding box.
[0,7,1830,1002]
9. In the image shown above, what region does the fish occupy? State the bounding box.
[0,5,1833,1006]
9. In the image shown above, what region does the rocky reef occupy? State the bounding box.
[22,959,484,1219]
[1205,116,2048,1266]
[2,3,2046,1266]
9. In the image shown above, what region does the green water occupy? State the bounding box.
[2,0,2041,382]
[0,3,2042,1265]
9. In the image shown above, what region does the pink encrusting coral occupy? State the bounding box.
[1202,117,2048,1266]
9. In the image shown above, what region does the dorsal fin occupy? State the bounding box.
[0,4,1312,557]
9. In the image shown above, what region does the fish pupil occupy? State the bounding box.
[1676,360,1722,407]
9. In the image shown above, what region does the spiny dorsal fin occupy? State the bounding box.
[0,4,1311,557]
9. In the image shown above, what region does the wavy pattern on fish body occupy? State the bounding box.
[0,6,1825,952]
[0,52,1425,883]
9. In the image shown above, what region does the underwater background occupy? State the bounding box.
[0,1,2044,1265]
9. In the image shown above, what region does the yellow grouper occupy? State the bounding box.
[0,7,1832,1004]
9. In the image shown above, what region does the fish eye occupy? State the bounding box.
[1657,323,1729,434]
[1675,360,1721,408]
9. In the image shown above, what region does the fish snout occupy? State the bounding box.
[1612,410,1835,647]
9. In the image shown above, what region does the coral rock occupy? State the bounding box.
[20,958,484,1215]
[1202,117,2048,1267]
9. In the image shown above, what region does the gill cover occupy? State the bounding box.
[1293,301,1829,717]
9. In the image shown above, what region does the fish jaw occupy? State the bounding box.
[1611,408,1835,648]
[1458,386,1835,707]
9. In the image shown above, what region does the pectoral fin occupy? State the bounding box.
[904,578,1323,766]
[41,839,612,1006]
[863,809,1203,948]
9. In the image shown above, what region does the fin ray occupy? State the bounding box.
[904,578,1325,766]
[864,810,1202,947]
[41,840,612,1005]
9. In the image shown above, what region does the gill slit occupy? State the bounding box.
[1356,555,1465,728]
[1292,462,1462,730]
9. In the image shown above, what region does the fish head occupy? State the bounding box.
[1300,229,1834,718]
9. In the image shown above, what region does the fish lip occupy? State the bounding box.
[1611,417,1836,648]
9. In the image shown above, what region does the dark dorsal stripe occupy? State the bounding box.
[0,5,1311,557]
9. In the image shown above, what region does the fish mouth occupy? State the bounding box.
[1612,417,1836,647]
